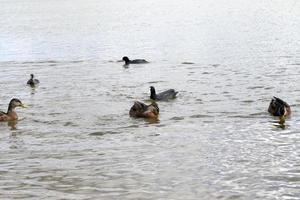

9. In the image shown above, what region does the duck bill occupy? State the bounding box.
[20,104,28,108]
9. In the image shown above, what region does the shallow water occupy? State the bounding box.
[1,0,300,199]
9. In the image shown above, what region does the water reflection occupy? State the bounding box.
[144,117,160,124]
[7,120,18,130]
[30,87,36,95]
[272,120,289,130]
[275,123,286,130]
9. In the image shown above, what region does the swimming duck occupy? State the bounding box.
[129,101,159,118]
[0,99,26,121]
[27,74,40,87]
[122,56,148,65]
[268,96,291,123]
[150,86,178,101]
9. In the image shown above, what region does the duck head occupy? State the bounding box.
[122,56,130,65]
[8,98,26,110]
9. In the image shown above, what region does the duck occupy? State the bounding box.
[122,56,148,65]
[268,96,291,123]
[129,101,159,118]
[27,74,40,87]
[0,99,26,121]
[150,86,178,101]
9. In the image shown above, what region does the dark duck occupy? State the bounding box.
[129,101,159,119]
[150,86,178,101]
[268,96,291,123]
[122,56,148,65]
[0,99,27,121]
[27,74,40,87]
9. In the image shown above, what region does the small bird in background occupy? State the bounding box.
[122,56,148,65]
[27,74,40,87]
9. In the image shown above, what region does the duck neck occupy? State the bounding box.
[7,105,18,119]
[150,90,156,100]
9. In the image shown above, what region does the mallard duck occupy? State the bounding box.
[268,96,291,123]
[0,99,26,121]
[129,101,159,118]
[27,74,40,87]
[150,86,178,101]
[122,56,148,65]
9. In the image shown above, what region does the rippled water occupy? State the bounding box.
[1,0,300,199]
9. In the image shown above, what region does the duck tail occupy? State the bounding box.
[273,96,289,107]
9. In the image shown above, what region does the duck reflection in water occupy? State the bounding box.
[274,122,286,130]
[7,120,18,130]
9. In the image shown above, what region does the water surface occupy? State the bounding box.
[0,0,300,199]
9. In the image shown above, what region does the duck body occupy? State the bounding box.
[0,110,18,121]
[27,74,40,87]
[129,101,159,118]
[122,56,148,65]
[150,86,178,101]
[0,99,26,121]
[268,96,291,117]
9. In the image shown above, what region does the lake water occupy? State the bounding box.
[0,0,300,199]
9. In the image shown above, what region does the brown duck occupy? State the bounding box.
[0,99,26,121]
[268,96,291,123]
[129,101,159,119]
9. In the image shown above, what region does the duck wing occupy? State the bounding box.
[156,89,178,100]
[0,111,7,121]
[129,101,149,117]
[272,103,285,116]
[27,79,33,84]
[131,59,148,64]
[273,96,289,107]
